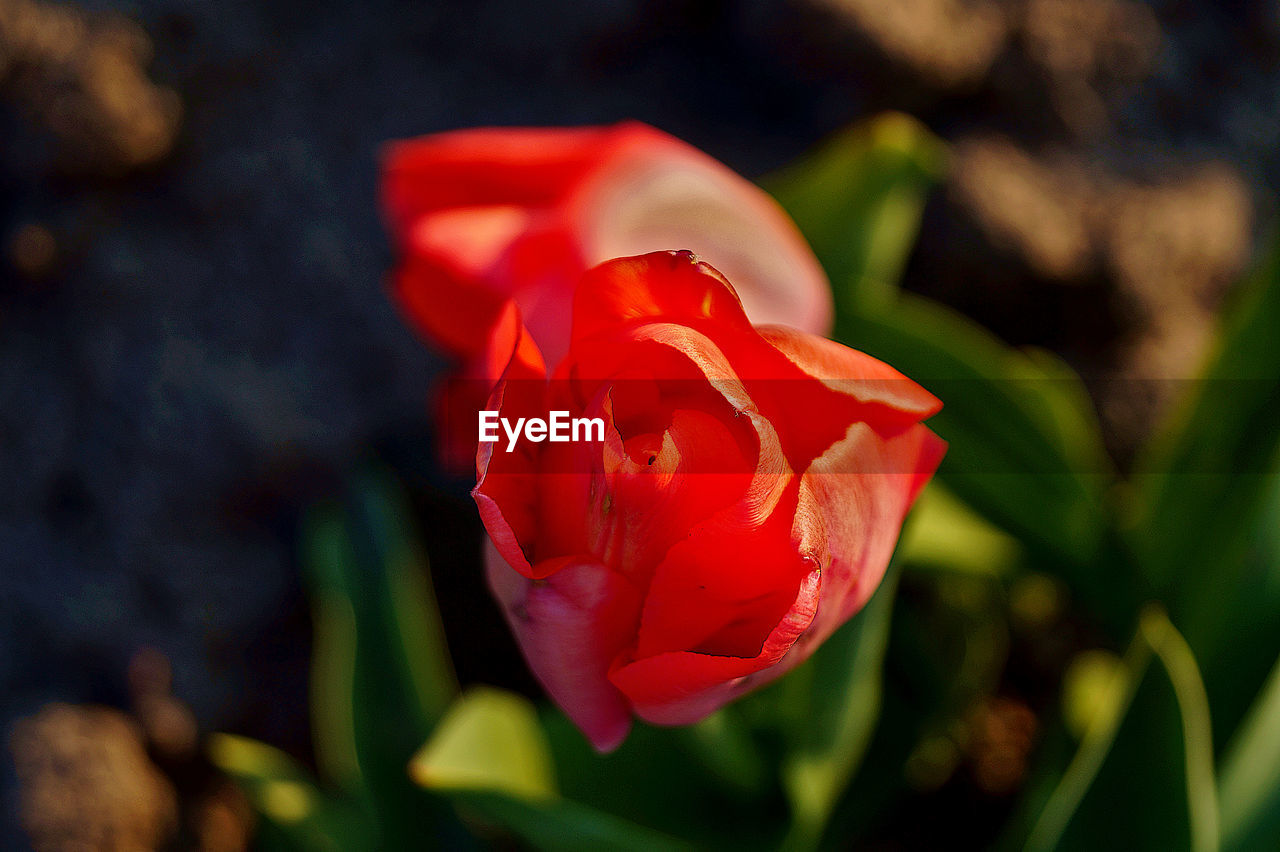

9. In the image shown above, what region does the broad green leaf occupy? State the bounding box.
[1219,651,1280,851]
[764,112,946,313]
[540,709,786,849]
[410,687,556,802]
[802,553,1010,845]
[413,689,694,851]
[445,791,696,852]
[208,733,372,852]
[769,113,1117,622]
[1021,638,1150,852]
[679,709,769,797]
[1132,238,1280,596]
[774,560,902,851]
[836,295,1121,629]
[897,482,1022,576]
[1019,607,1218,852]
[348,467,458,724]
[302,465,459,844]
[1184,462,1280,754]
[1128,239,1280,747]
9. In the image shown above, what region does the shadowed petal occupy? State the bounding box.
[486,545,642,752]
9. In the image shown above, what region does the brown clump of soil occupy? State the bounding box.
[807,0,1009,87]
[940,136,1253,461]
[9,703,179,851]
[790,0,1159,126]
[1097,164,1254,452]
[1018,0,1162,136]
[0,0,181,173]
[9,649,257,851]
[1103,163,1253,324]
[951,136,1100,280]
[964,696,1039,796]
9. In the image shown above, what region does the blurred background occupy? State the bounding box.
[3,0,1279,848]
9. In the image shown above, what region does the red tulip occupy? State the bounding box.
[382,123,832,468]
[476,251,944,751]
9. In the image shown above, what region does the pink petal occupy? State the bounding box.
[485,544,642,752]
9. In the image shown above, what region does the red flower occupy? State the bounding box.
[381,123,832,467]
[476,251,944,751]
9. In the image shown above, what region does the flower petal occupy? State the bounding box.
[632,478,810,660]
[608,569,821,726]
[756,324,943,423]
[571,251,754,346]
[381,125,620,234]
[473,303,549,576]
[798,421,947,645]
[486,545,641,752]
[569,125,832,335]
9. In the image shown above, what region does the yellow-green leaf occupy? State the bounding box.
[411,687,557,802]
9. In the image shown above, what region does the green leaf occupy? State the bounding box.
[767,115,1117,625]
[1132,239,1280,593]
[208,733,372,852]
[540,709,786,849]
[836,295,1122,628]
[1219,651,1280,851]
[302,465,459,843]
[410,687,557,802]
[1020,607,1218,852]
[1128,239,1280,746]
[773,560,902,851]
[763,112,945,313]
[445,791,696,852]
[413,689,694,851]
[678,709,769,797]
[896,482,1022,577]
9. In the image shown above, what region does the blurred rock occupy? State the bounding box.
[7,222,58,282]
[1022,0,1160,80]
[803,0,1008,87]
[0,0,181,173]
[933,136,1253,461]
[193,780,253,852]
[129,649,200,764]
[952,136,1100,280]
[1019,0,1161,136]
[1098,163,1253,455]
[950,137,1251,315]
[9,654,258,851]
[9,703,178,851]
[964,696,1038,796]
[1102,163,1253,317]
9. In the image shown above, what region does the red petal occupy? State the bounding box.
[568,126,831,335]
[632,479,810,660]
[756,325,943,422]
[381,125,622,236]
[675,321,943,473]
[393,254,508,359]
[394,209,583,362]
[609,569,821,726]
[590,400,757,580]
[571,251,754,346]
[473,303,549,576]
[798,421,947,645]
